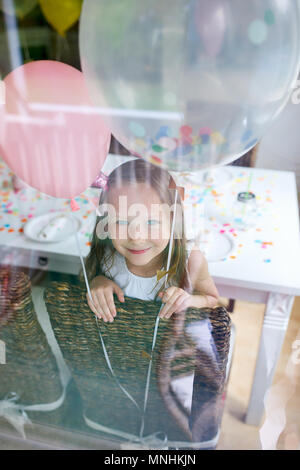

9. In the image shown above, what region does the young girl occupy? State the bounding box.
[83,158,219,323]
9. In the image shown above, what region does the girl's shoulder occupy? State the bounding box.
[186,244,210,285]
[186,240,200,261]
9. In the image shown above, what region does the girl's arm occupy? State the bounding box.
[186,248,219,309]
[158,248,219,319]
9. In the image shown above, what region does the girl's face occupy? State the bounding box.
[106,183,171,270]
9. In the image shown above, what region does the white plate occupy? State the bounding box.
[199,228,236,262]
[175,168,233,189]
[194,168,233,188]
[24,212,82,243]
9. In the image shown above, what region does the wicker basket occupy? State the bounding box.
[44,281,231,447]
[0,267,67,429]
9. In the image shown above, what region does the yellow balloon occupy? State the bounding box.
[39,0,83,36]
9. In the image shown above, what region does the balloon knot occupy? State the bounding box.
[70,199,80,212]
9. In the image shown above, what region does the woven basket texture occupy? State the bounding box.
[44,281,231,444]
[0,267,66,426]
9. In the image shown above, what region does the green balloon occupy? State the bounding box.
[1,0,38,19]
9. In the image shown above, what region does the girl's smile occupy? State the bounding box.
[127,247,151,255]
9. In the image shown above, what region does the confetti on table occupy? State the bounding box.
[255,240,274,249]
[0,159,285,268]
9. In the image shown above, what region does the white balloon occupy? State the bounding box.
[80,0,300,172]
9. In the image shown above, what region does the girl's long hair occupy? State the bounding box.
[80,158,191,297]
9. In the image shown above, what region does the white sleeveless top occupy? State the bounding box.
[101,248,171,301]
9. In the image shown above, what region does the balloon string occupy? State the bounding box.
[139,188,178,438]
[165,189,178,289]
[70,212,141,414]
[139,313,161,438]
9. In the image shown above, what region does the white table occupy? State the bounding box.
[1,155,300,426]
[197,166,300,425]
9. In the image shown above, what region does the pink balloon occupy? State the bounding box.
[0,61,111,199]
[196,0,227,58]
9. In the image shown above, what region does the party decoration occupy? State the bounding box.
[39,0,83,36]
[156,266,176,282]
[0,0,38,19]
[0,60,111,199]
[91,170,108,190]
[70,199,80,212]
[80,0,300,172]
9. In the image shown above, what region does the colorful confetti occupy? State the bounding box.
[0,157,283,267]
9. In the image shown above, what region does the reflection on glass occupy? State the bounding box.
[0,266,231,449]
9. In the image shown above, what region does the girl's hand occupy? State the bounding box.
[86,275,125,323]
[158,287,192,319]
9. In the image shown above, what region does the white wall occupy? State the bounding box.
[255,99,300,209]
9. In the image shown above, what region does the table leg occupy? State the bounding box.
[245,292,295,426]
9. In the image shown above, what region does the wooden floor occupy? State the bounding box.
[217,296,300,450]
